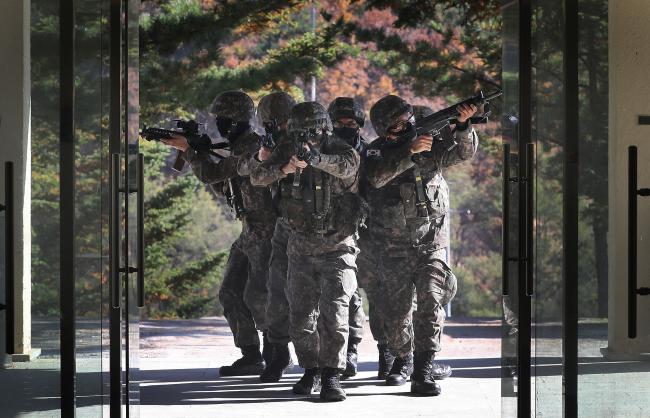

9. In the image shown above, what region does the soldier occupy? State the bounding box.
[161,90,276,377]
[250,102,362,402]
[326,97,369,379]
[240,91,296,383]
[364,95,478,396]
[248,94,373,384]
[410,104,455,381]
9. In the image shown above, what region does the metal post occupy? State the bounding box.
[60,0,76,415]
[310,2,317,101]
[563,0,579,416]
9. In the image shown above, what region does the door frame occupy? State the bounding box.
[562,0,579,416]
[513,0,580,417]
[59,0,76,415]
[58,0,140,416]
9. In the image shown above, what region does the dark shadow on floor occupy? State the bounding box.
[139,356,650,406]
[0,368,106,417]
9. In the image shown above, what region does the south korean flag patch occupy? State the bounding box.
[366,148,382,159]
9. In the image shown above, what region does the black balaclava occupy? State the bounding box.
[333,127,363,152]
[216,117,250,141]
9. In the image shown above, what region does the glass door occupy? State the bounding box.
[124,0,142,415]
[500,2,522,417]
[109,0,143,417]
[74,0,112,416]
[576,0,650,416]
[0,0,141,416]
[530,0,566,415]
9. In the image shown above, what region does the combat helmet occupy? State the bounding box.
[370,95,413,137]
[287,101,333,135]
[412,105,434,121]
[210,90,255,122]
[327,97,365,127]
[257,92,297,125]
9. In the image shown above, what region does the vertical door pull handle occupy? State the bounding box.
[502,144,511,296]
[110,153,121,309]
[627,146,650,338]
[2,162,15,354]
[526,142,535,297]
[137,153,145,308]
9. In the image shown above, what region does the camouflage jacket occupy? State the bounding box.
[248,134,362,245]
[184,128,277,236]
[363,125,478,250]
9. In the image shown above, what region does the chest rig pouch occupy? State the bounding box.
[398,167,449,246]
[399,166,431,222]
[280,167,334,234]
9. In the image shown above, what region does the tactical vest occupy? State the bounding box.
[368,168,448,231]
[279,167,334,234]
[279,167,365,236]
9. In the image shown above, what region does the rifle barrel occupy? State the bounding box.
[483,90,503,101]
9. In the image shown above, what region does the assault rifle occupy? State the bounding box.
[259,133,277,150]
[140,119,229,171]
[290,133,319,198]
[399,90,502,147]
[259,120,279,150]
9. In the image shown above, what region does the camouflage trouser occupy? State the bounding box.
[266,219,365,348]
[348,290,365,345]
[502,294,519,361]
[286,234,358,370]
[356,235,388,345]
[218,227,272,348]
[377,247,457,357]
[265,219,292,345]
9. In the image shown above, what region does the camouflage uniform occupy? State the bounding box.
[242,92,297,349]
[364,96,477,362]
[185,91,276,354]
[251,102,362,401]
[328,98,368,350]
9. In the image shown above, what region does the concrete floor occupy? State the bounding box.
[138,317,504,418]
[5,317,650,417]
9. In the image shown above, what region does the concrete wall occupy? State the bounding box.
[0,0,31,359]
[606,0,650,358]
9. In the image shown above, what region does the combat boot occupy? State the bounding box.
[292,368,321,395]
[385,352,413,386]
[262,332,273,365]
[431,361,452,380]
[320,368,346,402]
[260,343,293,383]
[377,344,395,379]
[411,351,442,396]
[341,343,359,379]
[219,345,265,376]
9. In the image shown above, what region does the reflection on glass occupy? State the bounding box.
[530,0,566,416]
[500,1,519,416]
[74,1,110,416]
[0,1,62,416]
[576,1,650,416]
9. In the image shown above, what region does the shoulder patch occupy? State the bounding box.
[366,149,382,158]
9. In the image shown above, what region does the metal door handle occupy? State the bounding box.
[137,153,145,308]
[628,146,650,338]
[502,144,511,296]
[1,162,15,354]
[110,153,121,309]
[526,142,535,296]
